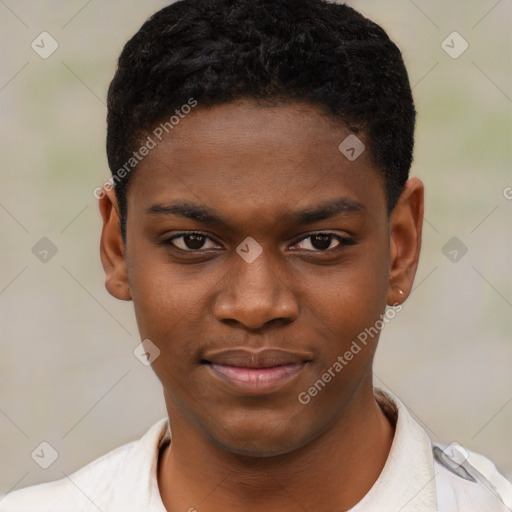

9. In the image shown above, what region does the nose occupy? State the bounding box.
[212,249,299,331]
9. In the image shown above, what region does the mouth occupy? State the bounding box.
[202,348,311,395]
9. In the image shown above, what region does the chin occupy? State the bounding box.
[202,413,316,458]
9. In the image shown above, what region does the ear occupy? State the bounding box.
[98,186,132,301]
[387,177,424,306]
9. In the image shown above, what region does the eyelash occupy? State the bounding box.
[160,231,354,253]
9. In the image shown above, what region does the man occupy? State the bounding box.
[1,0,511,510]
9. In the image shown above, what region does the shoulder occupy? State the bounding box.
[0,418,169,512]
[433,442,512,511]
[376,389,512,511]
[0,441,137,512]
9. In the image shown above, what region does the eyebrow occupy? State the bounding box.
[145,197,365,226]
[285,197,366,224]
[146,201,229,227]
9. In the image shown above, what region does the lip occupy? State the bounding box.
[203,348,311,395]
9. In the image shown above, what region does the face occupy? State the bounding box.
[100,100,423,457]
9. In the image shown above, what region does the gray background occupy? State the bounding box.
[0,0,511,494]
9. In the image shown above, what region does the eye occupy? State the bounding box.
[164,232,221,251]
[290,233,351,252]
[161,231,352,253]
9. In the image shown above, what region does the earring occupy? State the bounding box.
[398,288,404,296]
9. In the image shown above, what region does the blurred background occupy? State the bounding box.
[0,0,511,494]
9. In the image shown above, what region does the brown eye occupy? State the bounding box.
[165,232,220,251]
[310,234,336,250]
[291,233,341,252]
[289,232,355,252]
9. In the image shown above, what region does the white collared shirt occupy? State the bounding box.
[1,390,510,511]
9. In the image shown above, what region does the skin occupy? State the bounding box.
[99,100,424,512]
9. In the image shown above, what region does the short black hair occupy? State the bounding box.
[106,0,416,242]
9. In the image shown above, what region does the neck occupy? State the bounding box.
[158,384,395,512]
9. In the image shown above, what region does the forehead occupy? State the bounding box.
[128,100,386,225]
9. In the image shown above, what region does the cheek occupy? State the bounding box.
[126,258,197,358]
[128,267,201,391]
[126,242,207,332]
[299,249,390,386]
[306,249,389,333]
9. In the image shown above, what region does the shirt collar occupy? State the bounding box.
[348,388,438,511]
[116,388,438,511]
